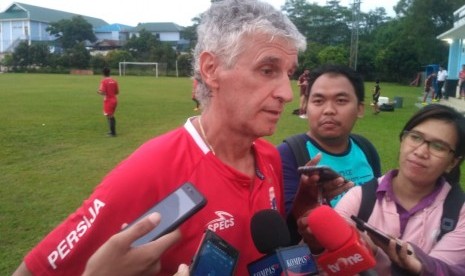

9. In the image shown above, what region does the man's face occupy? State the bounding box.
[211,34,298,138]
[306,73,364,142]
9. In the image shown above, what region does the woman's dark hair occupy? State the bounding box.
[305,64,365,103]
[399,104,465,184]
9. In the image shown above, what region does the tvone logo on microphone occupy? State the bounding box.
[327,253,365,273]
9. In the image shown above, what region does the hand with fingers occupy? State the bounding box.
[372,236,422,274]
[291,153,354,252]
[83,212,187,276]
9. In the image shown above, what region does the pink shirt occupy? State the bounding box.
[335,171,465,275]
[459,70,465,81]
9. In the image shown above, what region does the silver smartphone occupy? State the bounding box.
[125,182,207,247]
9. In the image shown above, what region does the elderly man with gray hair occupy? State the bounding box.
[14,1,350,275]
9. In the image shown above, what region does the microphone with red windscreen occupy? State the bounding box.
[307,205,376,275]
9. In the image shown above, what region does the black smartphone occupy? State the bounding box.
[125,182,207,247]
[190,229,239,276]
[351,215,412,255]
[297,165,341,182]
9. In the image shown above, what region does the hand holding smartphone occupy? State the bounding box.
[190,229,239,276]
[298,165,341,182]
[124,182,207,247]
[298,165,343,204]
[351,215,413,255]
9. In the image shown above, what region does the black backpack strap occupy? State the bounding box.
[283,133,311,167]
[357,178,379,222]
[283,134,311,245]
[350,133,382,178]
[437,184,465,241]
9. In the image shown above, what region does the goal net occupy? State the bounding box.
[118,62,158,77]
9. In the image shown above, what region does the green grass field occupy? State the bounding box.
[0,73,463,274]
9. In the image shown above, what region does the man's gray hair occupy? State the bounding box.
[192,0,306,108]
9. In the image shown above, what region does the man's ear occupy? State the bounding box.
[199,52,219,91]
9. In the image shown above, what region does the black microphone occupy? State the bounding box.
[247,209,319,276]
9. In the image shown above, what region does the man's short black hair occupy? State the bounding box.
[306,64,365,103]
[103,67,111,76]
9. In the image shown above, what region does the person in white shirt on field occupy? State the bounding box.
[435,66,448,101]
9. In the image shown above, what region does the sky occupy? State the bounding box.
[0,0,398,27]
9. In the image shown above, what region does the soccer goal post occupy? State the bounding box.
[119,62,158,77]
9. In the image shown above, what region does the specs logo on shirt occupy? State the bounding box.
[206,211,235,232]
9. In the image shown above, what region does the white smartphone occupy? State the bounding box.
[125,182,207,247]
[351,215,412,255]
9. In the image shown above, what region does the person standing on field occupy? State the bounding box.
[422,72,436,105]
[436,66,447,101]
[297,69,310,118]
[98,67,119,137]
[459,64,465,99]
[372,79,381,114]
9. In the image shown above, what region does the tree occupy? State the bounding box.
[177,53,193,76]
[124,29,160,60]
[317,45,349,65]
[355,9,392,79]
[373,41,417,83]
[46,16,97,50]
[1,54,14,71]
[298,41,325,73]
[106,50,133,69]
[29,43,51,67]
[150,43,176,64]
[12,41,30,69]
[282,0,352,46]
[181,17,200,50]
[360,8,391,36]
[63,43,91,69]
[368,0,463,82]
[90,54,107,71]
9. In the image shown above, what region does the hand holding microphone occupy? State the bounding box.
[306,205,376,276]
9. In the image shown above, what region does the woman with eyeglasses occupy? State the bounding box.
[297,104,465,275]
[329,104,465,275]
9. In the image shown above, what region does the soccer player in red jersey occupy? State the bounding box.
[98,67,119,136]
